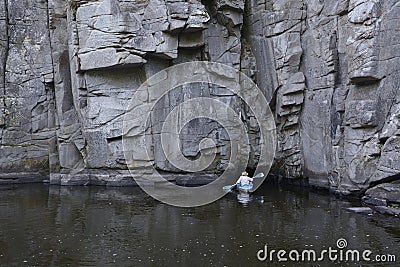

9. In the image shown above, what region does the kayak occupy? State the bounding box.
[222,173,264,192]
[235,183,253,193]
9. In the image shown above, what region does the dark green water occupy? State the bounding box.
[0,184,398,266]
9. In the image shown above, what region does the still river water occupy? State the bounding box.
[0,183,398,266]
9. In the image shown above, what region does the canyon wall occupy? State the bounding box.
[0,0,399,198]
[245,0,400,196]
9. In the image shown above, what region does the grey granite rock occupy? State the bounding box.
[372,206,400,217]
[364,183,400,204]
[0,0,399,201]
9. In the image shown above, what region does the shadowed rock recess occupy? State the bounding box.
[0,0,399,201]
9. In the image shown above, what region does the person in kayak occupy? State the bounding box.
[236,171,253,186]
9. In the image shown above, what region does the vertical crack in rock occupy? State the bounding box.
[45,0,60,176]
[45,0,54,69]
[239,0,260,171]
[1,0,8,91]
[0,0,9,131]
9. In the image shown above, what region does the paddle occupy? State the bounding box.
[253,173,265,179]
[223,184,236,191]
[222,173,264,191]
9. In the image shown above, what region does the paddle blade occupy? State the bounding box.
[223,185,235,191]
[253,173,264,179]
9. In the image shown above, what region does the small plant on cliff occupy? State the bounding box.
[66,0,78,15]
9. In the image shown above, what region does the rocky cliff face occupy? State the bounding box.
[0,0,399,198]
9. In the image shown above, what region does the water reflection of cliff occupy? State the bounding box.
[0,184,398,266]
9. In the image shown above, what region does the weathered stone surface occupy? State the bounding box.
[1,0,55,178]
[363,183,400,216]
[79,49,145,71]
[370,137,400,184]
[246,0,400,196]
[346,0,382,83]
[345,100,378,128]
[364,183,400,204]
[0,0,399,201]
[372,206,400,217]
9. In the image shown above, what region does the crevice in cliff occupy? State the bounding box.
[106,136,122,144]
[296,10,307,175]
[45,0,54,70]
[367,173,400,191]
[0,0,9,134]
[239,0,262,172]
[2,0,9,101]
[201,0,237,37]
[330,27,343,139]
